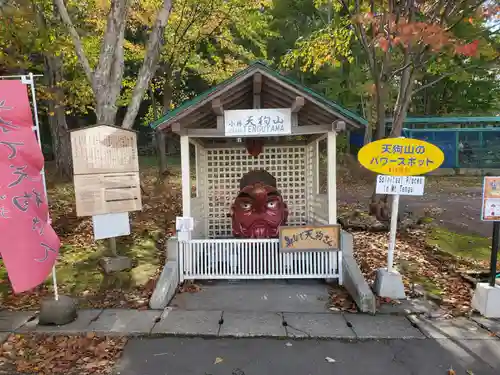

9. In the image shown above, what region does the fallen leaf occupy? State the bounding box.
[447,367,456,375]
[488,332,498,337]
[214,357,223,364]
[325,357,336,363]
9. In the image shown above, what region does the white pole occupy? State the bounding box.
[387,193,400,273]
[327,131,337,224]
[26,73,59,301]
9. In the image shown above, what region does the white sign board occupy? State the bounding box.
[92,212,131,240]
[376,175,425,196]
[481,176,500,221]
[224,108,292,137]
[176,216,194,232]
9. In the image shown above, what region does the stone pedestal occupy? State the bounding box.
[38,296,78,326]
[99,256,132,274]
[373,268,406,300]
[472,283,500,318]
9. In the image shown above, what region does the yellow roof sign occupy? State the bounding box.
[358,138,444,176]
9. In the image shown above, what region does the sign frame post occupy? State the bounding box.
[489,222,499,287]
[471,176,500,318]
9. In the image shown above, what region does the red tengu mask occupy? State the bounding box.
[230,170,288,238]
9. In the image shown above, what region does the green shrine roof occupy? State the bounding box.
[149,61,368,130]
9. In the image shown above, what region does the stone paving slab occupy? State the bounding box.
[376,299,442,316]
[345,313,425,339]
[219,312,286,337]
[471,315,500,338]
[151,309,221,336]
[408,316,495,340]
[283,313,356,338]
[170,281,329,313]
[0,311,37,332]
[87,309,161,335]
[16,309,103,334]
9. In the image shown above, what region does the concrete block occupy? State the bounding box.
[283,313,355,338]
[149,261,179,310]
[340,231,376,313]
[99,256,133,274]
[17,309,103,334]
[0,333,10,343]
[151,308,221,336]
[408,316,494,340]
[219,312,286,337]
[87,309,161,335]
[38,296,78,325]
[0,311,37,332]
[472,283,500,318]
[373,268,406,300]
[345,313,425,339]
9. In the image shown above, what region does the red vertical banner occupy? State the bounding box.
[0,79,60,293]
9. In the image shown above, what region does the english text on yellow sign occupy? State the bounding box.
[357,138,444,176]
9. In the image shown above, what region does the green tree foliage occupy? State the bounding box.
[281,0,500,141]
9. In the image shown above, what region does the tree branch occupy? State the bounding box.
[93,0,128,93]
[53,0,93,83]
[411,72,455,95]
[122,0,173,129]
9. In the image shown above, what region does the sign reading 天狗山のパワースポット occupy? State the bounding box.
[224,108,292,137]
[357,138,444,176]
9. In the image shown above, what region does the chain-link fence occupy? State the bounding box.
[402,127,500,169]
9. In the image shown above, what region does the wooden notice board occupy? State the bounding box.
[279,225,340,253]
[71,125,142,217]
[71,125,139,175]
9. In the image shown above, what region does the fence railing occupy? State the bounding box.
[179,238,341,282]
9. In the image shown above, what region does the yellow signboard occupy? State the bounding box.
[357,138,444,176]
[279,225,340,253]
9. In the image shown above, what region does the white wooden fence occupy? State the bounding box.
[178,238,342,282]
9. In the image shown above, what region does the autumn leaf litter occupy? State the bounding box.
[0,333,127,375]
[352,229,484,315]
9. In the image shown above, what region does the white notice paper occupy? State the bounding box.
[176,216,194,232]
[92,212,131,240]
[375,175,425,196]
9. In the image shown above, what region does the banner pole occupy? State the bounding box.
[26,72,59,301]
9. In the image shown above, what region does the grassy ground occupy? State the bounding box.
[427,227,492,262]
[0,156,182,310]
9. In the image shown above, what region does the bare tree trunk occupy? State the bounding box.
[44,54,73,180]
[121,0,173,129]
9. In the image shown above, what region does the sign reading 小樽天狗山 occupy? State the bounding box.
[224,108,292,137]
[357,138,445,176]
[279,225,340,253]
